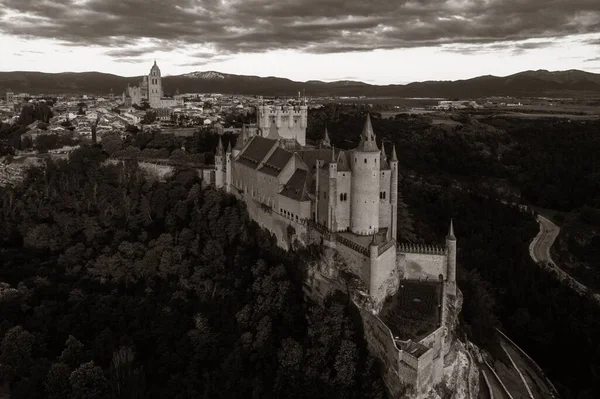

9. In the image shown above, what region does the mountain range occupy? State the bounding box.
[1,69,600,98]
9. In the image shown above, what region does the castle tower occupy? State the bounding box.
[390,144,399,240]
[446,219,457,296]
[322,127,331,148]
[215,136,224,188]
[328,146,338,231]
[148,60,162,108]
[350,114,380,236]
[225,141,232,193]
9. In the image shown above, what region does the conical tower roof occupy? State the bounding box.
[447,219,456,241]
[356,114,379,152]
[226,140,232,153]
[216,136,224,156]
[323,127,331,147]
[391,143,398,162]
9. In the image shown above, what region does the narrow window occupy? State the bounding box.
[364,158,367,163]
[340,193,343,201]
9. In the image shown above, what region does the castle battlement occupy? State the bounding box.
[397,242,446,255]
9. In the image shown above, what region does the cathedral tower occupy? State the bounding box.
[350,115,381,236]
[148,60,162,108]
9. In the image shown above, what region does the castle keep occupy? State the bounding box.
[213,108,459,398]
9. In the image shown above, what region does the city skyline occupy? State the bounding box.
[1,0,600,84]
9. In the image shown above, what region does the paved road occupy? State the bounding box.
[529,215,560,265]
[529,214,600,303]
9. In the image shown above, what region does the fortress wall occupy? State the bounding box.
[243,193,307,250]
[415,350,435,395]
[370,244,398,302]
[335,171,351,231]
[278,195,311,221]
[254,171,279,207]
[400,252,447,280]
[335,244,370,287]
[358,307,410,397]
[418,327,445,387]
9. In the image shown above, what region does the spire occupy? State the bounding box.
[356,114,379,152]
[323,127,331,147]
[331,145,336,163]
[447,219,456,241]
[153,59,157,66]
[391,143,398,162]
[371,233,377,246]
[216,136,224,156]
[381,141,386,161]
[226,140,232,154]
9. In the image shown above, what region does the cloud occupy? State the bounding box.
[0,0,599,57]
[585,57,600,62]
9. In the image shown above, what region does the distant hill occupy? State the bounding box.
[2,69,600,98]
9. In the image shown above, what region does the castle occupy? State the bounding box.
[122,61,183,108]
[212,107,460,398]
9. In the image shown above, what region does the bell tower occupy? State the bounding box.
[148,60,162,108]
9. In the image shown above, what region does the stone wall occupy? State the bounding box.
[335,242,370,287]
[317,167,329,226]
[370,244,398,305]
[400,252,448,280]
[335,170,352,231]
[278,194,311,221]
[358,307,409,398]
[378,170,392,231]
[242,191,307,250]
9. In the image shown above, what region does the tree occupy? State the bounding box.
[59,335,84,368]
[0,326,35,383]
[45,363,72,399]
[70,361,114,399]
[101,132,124,156]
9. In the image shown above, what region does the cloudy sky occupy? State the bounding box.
[1,0,600,84]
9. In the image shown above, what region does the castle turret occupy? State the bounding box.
[350,114,380,235]
[215,136,224,188]
[390,143,398,240]
[322,127,331,148]
[446,219,457,295]
[328,146,338,231]
[225,140,232,193]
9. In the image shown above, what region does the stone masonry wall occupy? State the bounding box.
[400,252,448,280]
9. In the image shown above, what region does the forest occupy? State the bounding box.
[0,146,386,399]
[307,105,600,399]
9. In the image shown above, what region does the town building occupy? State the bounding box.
[211,113,460,397]
[6,90,14,105]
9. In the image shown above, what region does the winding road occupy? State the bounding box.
[529,214,600,303]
